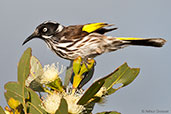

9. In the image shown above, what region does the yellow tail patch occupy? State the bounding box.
[82,23,113,33]
[116,37,144,40]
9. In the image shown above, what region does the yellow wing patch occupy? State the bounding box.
[116,37,144,40]
[82,23,113,33]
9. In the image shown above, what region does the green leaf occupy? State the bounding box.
[77,77,106,105]
[30,56,43,78]
[0,106,5,114]
[17,48,32,113]
[117,68,140,87]
[103,63,140,95]
[27,88,47,114]
[64,65,73,87]
[55,98,68,114]
[4,82,29,104]
[25,56,44,92]
[106,87,117,95]
[27,80,44,92]
[96,111,121,114]
[18,48,32,86]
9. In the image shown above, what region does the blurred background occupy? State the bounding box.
[0,0,170,113]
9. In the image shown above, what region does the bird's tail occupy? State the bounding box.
[115,37,166,47]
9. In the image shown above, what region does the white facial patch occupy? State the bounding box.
[56,25,64,32]
[42,35,53,39]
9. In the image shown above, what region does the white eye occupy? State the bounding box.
[43,27,48,32]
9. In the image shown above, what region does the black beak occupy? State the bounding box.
[22,32,37,45]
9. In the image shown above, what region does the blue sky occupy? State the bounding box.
[0,0,170,113]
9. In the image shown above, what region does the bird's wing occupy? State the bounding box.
[58,23,116,41]
[82,22,116,33]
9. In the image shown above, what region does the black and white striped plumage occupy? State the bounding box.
[23,21,166,60]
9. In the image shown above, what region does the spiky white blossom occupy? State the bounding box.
[40,63,64,84]
[41,89,84,114]
[64,93,84,114]
[41,92,62,113]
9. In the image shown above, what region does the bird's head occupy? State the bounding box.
[22,21,64,45]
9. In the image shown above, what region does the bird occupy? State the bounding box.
[23,21,166,61]
[23,21,166,89]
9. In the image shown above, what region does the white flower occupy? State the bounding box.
[40,63,64,84]
[95,87,107,97]
[41,92,62,113]
[64,93,84,114]
[41,91,84,114]
[5,110,11,114]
